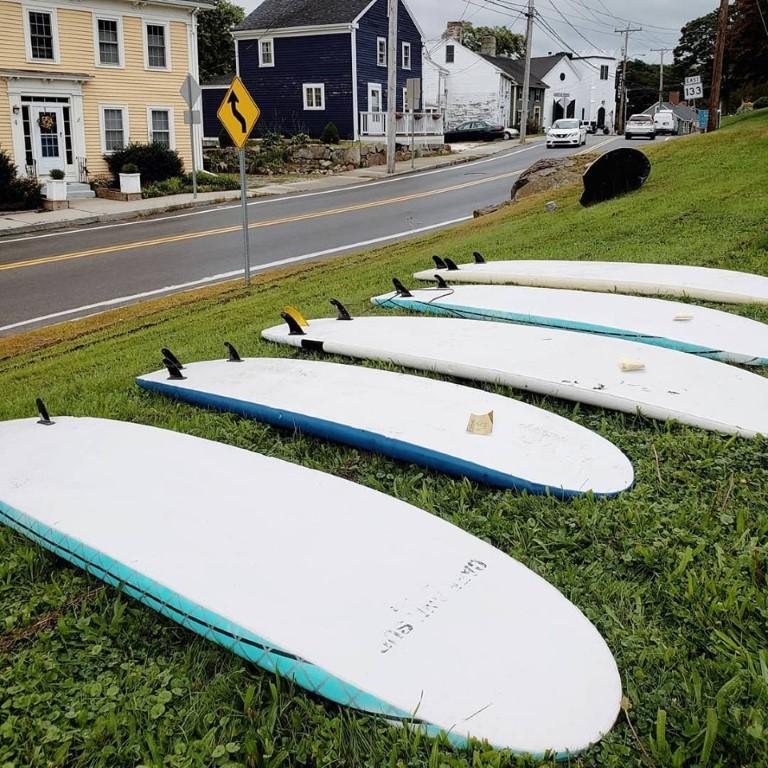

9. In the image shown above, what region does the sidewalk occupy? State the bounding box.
[0,139,536,238]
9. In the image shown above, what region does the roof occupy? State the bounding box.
[201,73,235,87]
[643,101,698,122]
[480,55,549,89]
[529,54,568,80]
[235,0,372,32]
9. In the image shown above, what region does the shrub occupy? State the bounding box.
[321,122,340,144]
[104,143,183,185]
[287,132,311,147]
[49,168,65,180]
[121,162,139,174]
[0,147,43,211]
[753,96,768,110]
[261,132,284,151]
[142,172,240,199]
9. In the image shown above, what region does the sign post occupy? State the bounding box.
[180,74,202,199]
[217,76,261,286]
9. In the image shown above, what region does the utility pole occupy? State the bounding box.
[615,24,642,133]
[708,0,729,132]
[519,0,535,144]
[650,48,671,112]
[386,0,398,173]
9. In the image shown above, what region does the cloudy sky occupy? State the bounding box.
[242,0,717,59]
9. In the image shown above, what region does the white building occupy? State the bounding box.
[423,24,548,130]
[530,52,617,131]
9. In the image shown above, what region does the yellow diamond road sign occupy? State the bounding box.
[217,76,260,148]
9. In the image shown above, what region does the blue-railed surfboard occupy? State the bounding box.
[413,256,768,305]
[371,281,768,365]
[137,355,633,497]
[261,312,768,438]
[0,415,622,759]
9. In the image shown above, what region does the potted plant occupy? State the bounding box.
[119,162,141,194]
[46,168,67,201]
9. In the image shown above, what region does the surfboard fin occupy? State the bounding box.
[432,255,447,269]
[473,251,486,264]
[281,311,306,336]
[392,278,412,297]
[330,299,353,321]
[444,258,460,271]
[224,342,242,362]
[36,398,54,426]
[161,347,184,369]
[434,275,449,289]
[163,358,186,380]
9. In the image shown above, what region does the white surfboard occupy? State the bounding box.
[137,356,633,498]
[413,257,768,305]
[261,314,768,438]
[372,283,768,365]
[0,416,622,758]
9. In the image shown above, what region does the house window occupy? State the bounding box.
[377,37,387,67]
[96,17,122,66]
[600,65,609,81]
[149,108,172,146]
[259,38,274,67]
[445,45,455,63]
[27,9,57,62]
[402,41,411,70]
[303,83,325,111]
[145,22,168,69]
[101,106,127,152]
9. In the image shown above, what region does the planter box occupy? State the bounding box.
[45,179,67,201]
[96,187,142,202]
[43,199,69,211]
[119,172,141,194]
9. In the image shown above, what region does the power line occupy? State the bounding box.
[545,0,608,51]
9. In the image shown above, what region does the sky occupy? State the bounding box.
[241,0,718,60]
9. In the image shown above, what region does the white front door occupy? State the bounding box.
[30,104,66,176]
[368,84,382,113]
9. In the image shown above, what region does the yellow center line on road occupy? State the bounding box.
[0,169,521,273]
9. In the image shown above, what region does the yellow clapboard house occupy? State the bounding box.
[0,0,212,183]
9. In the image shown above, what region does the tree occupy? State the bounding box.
[727,0,768,102]
[460,23,525,58]
[197,0,245,82]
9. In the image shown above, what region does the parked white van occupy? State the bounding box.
[653,110,677,135]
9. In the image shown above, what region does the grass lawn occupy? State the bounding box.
[1,111,767,768]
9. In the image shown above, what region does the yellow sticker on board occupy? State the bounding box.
[284,306,309,328]
[467,411,494,435]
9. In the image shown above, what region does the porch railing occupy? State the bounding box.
[360,112,444,137]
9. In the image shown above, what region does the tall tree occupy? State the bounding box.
[727,0,768,98]
[461,23,525,57]
[197,0,245,81]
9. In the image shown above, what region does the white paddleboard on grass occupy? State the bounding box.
[0,416,622,758]
[413,257,768,304]
[261,314,768,438]
[372,282,768,365]
[136,356,633,498]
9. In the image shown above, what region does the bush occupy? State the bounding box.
[49,168,65,180]
[104,143,183,185]
[142,172,240,199]
[320,122,340,144]
[0,147,43,211]
[753,96,768,110]
[261,132,284,151]
[287,132,311,147]
[121,162,139,174]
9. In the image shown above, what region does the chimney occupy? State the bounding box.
[480,35,497,57]
[446,21,464,42]
[669,91,680,105]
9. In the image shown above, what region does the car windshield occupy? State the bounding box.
[629,115,652,122]
[553,120,579,129]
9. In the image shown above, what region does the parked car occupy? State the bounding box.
[444,120,516,142]
[653,110,677,135]
[546,119,587,148]
[625,114,656,140]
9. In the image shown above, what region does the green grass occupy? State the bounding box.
[1,111,768,768]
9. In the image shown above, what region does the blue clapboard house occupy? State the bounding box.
[203,0,442,143]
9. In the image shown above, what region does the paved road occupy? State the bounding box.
[0,134,666,335]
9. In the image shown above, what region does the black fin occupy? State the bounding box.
[281,311,306,336]
[432,255,447,269]
[473,251,486,264]
[161,347,183,369]
[36,398,54,426]
[329,299,352,321]
[434,274,449,288]
[392,278,412,297]
[224,342,242,362]
[444,258,459,271]
[163,358,186,380]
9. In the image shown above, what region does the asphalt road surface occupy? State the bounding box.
[0,134,670,335]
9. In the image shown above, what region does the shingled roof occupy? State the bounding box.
[235,0,373,32]
[480,55,549,89]
[529,53,568,81]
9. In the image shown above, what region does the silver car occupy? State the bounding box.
[546,119,587,148]
[625,114,656,140]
